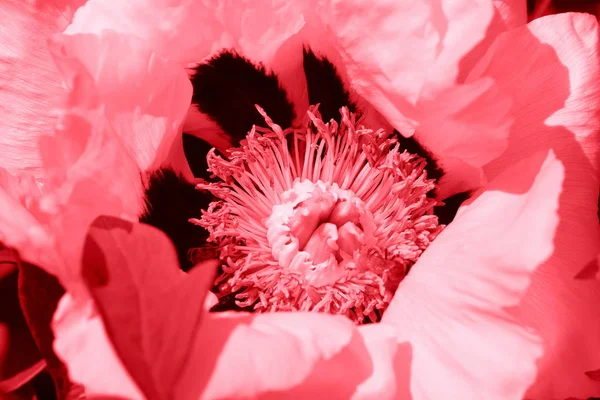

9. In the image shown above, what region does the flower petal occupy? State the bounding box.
[0,46,147,283]
[0,171,58,271]
[65,0,304,65]
[0,1,81,179]
[415,76,513,197]
[66,216,414,399]
[473,13,600,178]
[466,15,600,397]
[52,293,143,400]
[383,150,564,399]
[493,0,527,29]
[317,0,494,135]
[48,31,192,173]
[186,312,372,399]
[77,216,216,399]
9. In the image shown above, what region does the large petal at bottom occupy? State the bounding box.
[383,150,564,399]
[55,216,413,399]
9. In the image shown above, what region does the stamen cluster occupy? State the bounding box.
[192,106,442,323]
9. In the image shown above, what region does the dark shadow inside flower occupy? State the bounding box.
[0,259,43,394]
[140,168,211,272]
[302,47,357,121]
[18,262,69,398]
[189,50,295,146]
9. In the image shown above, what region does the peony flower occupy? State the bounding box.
[1,0,599,399]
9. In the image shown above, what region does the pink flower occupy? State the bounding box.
[0,0,599,399]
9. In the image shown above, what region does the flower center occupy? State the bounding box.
[267,180,377,287]
[192,106,443,323]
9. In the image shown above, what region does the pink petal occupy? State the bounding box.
[474,13,600,178]
[65,0,304,65]
[52,293,143,399]
[522,264,600,398]
[76,216,217,399]
[0,45,147,284]
[187,312,364,399]
[317,0,494,135]
[0,171,57,271]
[68,216,414,399]
[415,77,513,197]
[48,31,192,173]
[455,0,527,86]
[383,150,564,399]
[39,116,144,283]
[465,15,600,396]
[183,312,414,400]
[493,0,527,29]
[0,1,80,178]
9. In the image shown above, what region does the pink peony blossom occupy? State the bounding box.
[0,0,599,399]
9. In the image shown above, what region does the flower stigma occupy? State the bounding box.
[191,106,443,324]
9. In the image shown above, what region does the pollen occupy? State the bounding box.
[191,106,443,324]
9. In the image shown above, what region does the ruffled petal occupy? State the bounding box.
[0,37,148,283]
[316,0,494,135]
[383,150,564,399]
[473,13,600,178]
[0,1,79,178]
[65,0,304,65]
[48,31,192,173]
[0,171,58,271]
[465,15,600,396]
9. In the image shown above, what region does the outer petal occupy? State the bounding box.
[65,0,304,65]
[0,171,60,271]
[52,293,143,399]
[474,13,600,178]
[64,216,411,399]
[316,0,515,198]
[0,36,148,284]
[383,150,563,399]
[316,0,494,135]
[48,31,192,174]
[0,1,78,178]
[78,216,216,400]
[466,14,600,397]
